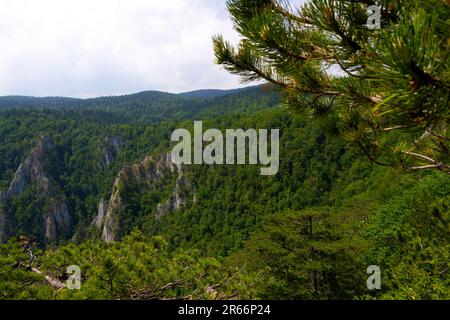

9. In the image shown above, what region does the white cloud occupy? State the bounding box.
[0,0,244,97]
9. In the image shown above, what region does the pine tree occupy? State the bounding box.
[214,0,450,173]
[238,209,364,299]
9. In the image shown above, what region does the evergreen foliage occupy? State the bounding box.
[214,0,450,172]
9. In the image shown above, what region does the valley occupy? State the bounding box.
[0,85,447,300]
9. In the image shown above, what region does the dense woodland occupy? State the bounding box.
[0,0,449,300]
[0,86,448,300]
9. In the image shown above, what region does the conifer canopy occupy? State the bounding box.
[214,0,450,173]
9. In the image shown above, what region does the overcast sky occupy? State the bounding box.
[0,0,250,97]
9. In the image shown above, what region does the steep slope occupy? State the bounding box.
[0,136,72,243]
[0,90,447,300]
[84,108,360,256]
[92,153,190,242]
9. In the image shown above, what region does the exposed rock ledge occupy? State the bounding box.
[0,135,72,243]
[92,152,189,242]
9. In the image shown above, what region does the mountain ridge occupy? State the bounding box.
[0,85,264,108]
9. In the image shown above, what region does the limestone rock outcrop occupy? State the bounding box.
[0,135,72,243]
[92,152,189,242]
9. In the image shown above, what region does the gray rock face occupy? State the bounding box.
[93,152,190,242]
[7,135,52,198]
[155,178,187,220]
[0,135,72,243]
[44,199,72,242]
[93,200,109,229]
[98,136,122,169]
[0,209,7,243]
[98,174,123,243]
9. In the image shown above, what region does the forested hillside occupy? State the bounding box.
[0,84,448,300]
[0,0,449,301]
[0,86,279,242]
[0,85,279,124]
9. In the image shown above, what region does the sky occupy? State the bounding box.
[0,0,250,98]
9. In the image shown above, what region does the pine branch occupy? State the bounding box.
[334,57,367,79]
[402,151,450,173]
[426,130,450,142]
[30,267,66,290]
[402,151,437,164]
[366,125,413,133]
[130,280,185,300]
[273,1,312,25]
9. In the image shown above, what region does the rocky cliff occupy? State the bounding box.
[6,135,52,198]
[0,209,7,243]
[98,136,122,169]
[0,135,72,243]
[92,152,189,242]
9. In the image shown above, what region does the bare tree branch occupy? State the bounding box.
[402,151,450,173]
[30,267,66,290]
[426,130,450,142]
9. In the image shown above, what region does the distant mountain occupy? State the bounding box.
[0,95,83,108]
[178,86,261,99]
[0,91,180,110]
[0,86,262,109]
[178,89,230,99]
[0,85,280,124]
